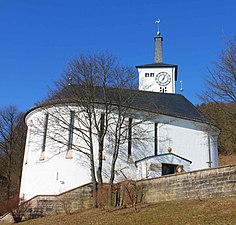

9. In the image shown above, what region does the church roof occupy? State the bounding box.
[128,90,208,123]
[37,85,214,125]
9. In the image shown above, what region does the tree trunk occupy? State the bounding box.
[108,123,122,206]
[97,138,103,184]
[108,180,114,206]
[90,155,98,208]
[88,118,98,208]
[108,154,117,206]
[97,112,105,185]
[91,177,97,208]
[7,151,12,200]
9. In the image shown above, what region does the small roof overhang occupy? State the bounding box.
[135,152,192,166]
[136,63,178,81]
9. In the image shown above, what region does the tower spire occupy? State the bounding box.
[154,19,163,64]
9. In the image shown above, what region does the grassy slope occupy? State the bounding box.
[2,155,234,225]
[17,196,236,225]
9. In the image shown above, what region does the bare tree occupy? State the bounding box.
[199,36,236,154]
[105,88,150,206]
[0,105,26,200]
[34,51,139,207]
[201,36,236,103]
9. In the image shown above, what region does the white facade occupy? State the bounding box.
[20,103,219,200]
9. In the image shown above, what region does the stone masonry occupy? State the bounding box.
[20,165,236,218]
[136,164,236,203]
[22,183,93,219]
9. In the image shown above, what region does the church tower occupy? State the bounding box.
[137,21,178,94]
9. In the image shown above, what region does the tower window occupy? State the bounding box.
[150,73,154,77]
[160,87,167,93]
[145,73,149,77]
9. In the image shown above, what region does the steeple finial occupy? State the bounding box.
[154,19,163,63]
[155,19,161,36]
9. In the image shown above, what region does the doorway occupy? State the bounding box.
[162,163,176,176]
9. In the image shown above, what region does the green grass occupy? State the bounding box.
[9,196,236,225]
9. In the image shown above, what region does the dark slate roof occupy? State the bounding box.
[125,89,211,124]
[33,85,214,125]
[136,63,178,81]
[131,91,206,122]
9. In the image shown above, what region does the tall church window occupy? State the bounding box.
[100,113,105,138]
[39,113,49,160]
[145,73,149,77]
[128,118,132,162]
[24,129,32,164]
[154,122,158,156]
[68,111,75,150]
[99,112,105,160]
[66,111,75,159]
[42,113,49,152]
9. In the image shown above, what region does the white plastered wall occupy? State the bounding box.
[20,105,219,200]
[156,115,219,170]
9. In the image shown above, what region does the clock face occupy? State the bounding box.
[155,72,171,86]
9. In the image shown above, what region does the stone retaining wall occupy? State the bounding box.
[21,165,236,219]
[136,164,236,203]
[22,183,93,218]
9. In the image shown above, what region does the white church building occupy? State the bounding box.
[20,31,219,201]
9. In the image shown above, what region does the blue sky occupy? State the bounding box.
[0,0,235,112]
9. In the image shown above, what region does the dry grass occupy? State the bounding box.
[5,196,235,225]
[219,154,236,166]
[2,155,234,224]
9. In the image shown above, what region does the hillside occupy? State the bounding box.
[1,155,235,224]
[5,196,236,225]
[219,154,236,166]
